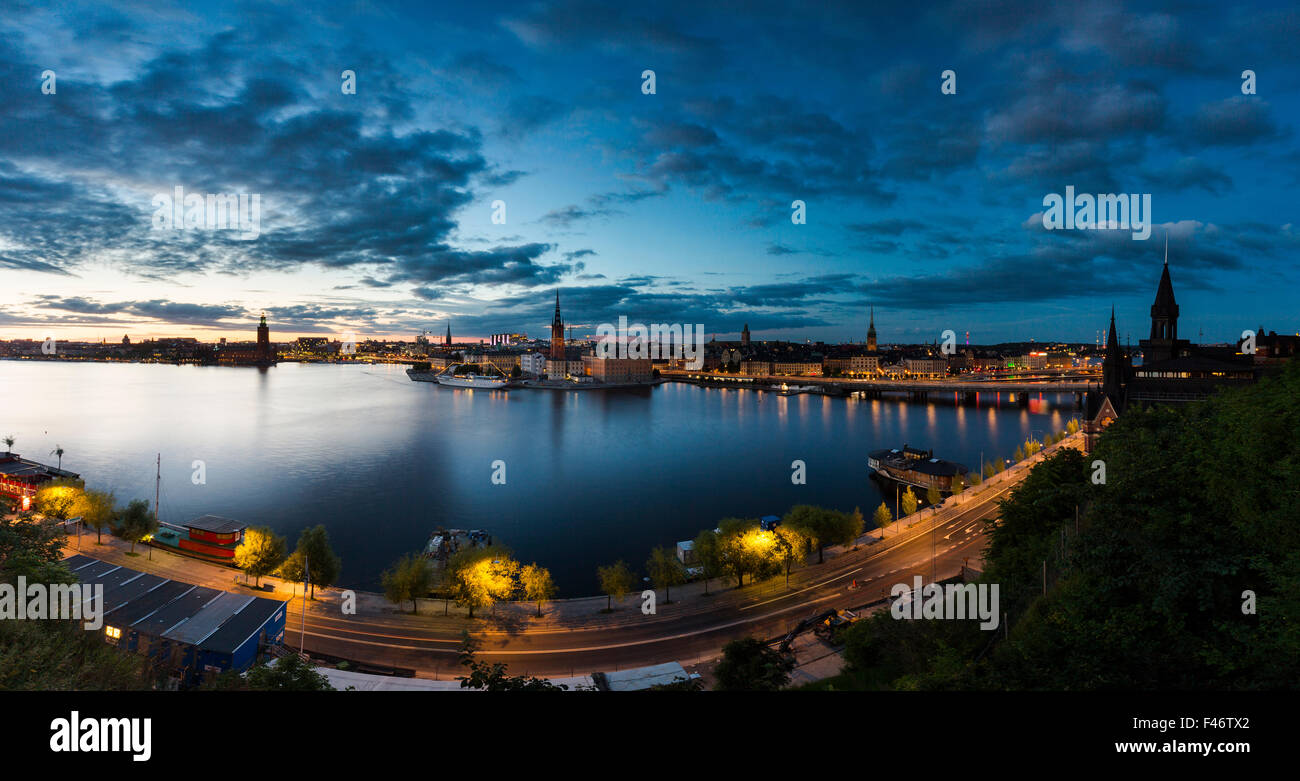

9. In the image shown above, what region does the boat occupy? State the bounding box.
[433,362,512,389]
[867,445,968,493]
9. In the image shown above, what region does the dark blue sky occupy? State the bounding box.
[1,0,1297,344]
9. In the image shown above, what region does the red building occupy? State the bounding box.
[151,515,247,563]
[0,452,82,511]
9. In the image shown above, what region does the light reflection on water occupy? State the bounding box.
[2,360,1079,594]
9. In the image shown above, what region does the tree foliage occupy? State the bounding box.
[713,637,796,691]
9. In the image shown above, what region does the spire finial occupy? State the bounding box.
[1164,232,1168,266]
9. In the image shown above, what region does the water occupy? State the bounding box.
[1,360,1075,594]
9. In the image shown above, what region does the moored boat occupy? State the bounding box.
[868,445,968,493]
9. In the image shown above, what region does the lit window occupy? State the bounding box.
[105,626,121,640]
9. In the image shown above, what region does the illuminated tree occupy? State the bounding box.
[1013,444,1026,462]
[873,502,893,534]
[900,486,919,516]
[293,524,342,599]
[521,563,557,617]
[1067,418,1080,435]
[597,559,636,611]
[926,485,942,514]
[772,525,811,587]
[951,473,966,495]
[33,478,81,523]
[448,546,519,618]
[718,517,781,587]
[646,546,686,603]
[76,489,117,544]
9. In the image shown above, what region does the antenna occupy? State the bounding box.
[1164,231,1168,265]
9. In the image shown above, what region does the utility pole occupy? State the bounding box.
[300,553,309,654]
[152,453,160,561]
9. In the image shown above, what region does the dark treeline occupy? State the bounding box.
[836,359,1300,690]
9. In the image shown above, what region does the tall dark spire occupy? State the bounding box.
[445,321,451,346]
[867,305,878,351]
[1103,305,1126,402]
[1150,249,1179,341]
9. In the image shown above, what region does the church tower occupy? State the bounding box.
[550,290,565,361]
[867,306,877,351]
[741,323,751,347]
[445,322,452,346]
[1102,306,1128,405]
[1140,237,1188,364]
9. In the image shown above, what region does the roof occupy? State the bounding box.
[183,515,246,534]
[0,453,81,481]
[64,556,286,660]
[1137,354,1255,374]
[602,662,695,691]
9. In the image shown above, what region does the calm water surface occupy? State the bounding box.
[2,361,1076,594]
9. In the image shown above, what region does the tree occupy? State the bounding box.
[713,637,796,691]
[717,517,780,587]
[33,478,81,523]
[900,486,919,516]
[293,524,341,598]
[276,551,306,593]
[969,469,982,486]
[241,655,336,691]
[115,499,158,555]
[381,553,434,613]
[1013,444,1025,462]
[457,633,568,690]
[51,445,64,471]
[77,489,117,544]
[447,546,519,618]
[772,525,811,587]
[873,502,893,535]
[926,485,943,514]
[783,505,858,564]
[983,461,996,479]
[1,434,13,454]
[597,559,636,611]
[951,473,966,495]
[1067,418,1080,435]
[646,546,686,603]
[693,529,722,595]
[520,563,557,617]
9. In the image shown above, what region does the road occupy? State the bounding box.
[282,464,1020,678]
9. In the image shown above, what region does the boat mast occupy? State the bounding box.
[154,453,161,523]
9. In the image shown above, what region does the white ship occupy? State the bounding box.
[434,362,511,389]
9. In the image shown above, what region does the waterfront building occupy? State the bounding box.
[216,314,277,366]
[151,515,247,563]
[582,355,655,383]
[64,554,286,688]
[0,452,82,510]
[520,352,546,377]
[902,356,947,377]
[772,361,822,376]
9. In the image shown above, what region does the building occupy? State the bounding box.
[550,290,565,362]
[741,359,773,375]
[64,554,287,687]
[741,323,751,347]
[520,352,546,376]
[867,306,878,351]
[1084,251,1263,451]
[489,333,527,346]
[150,515,247,564]
[216,314,277,366]
[772,361,821,376]
[582,355,654,383]
[902,356,947,377]
[0,452,82,510]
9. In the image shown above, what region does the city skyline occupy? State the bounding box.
[3,1,1298,345]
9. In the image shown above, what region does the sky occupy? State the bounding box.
[1,0,1297,346]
